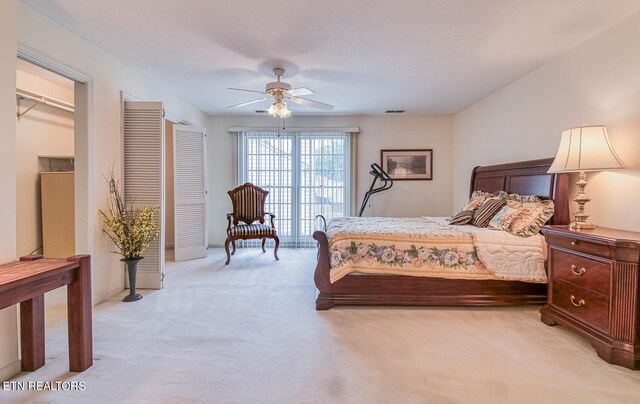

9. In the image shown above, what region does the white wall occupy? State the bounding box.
[356,115,453,218]
[453,11,640,232]
[0,0,20,382]
[16,1,208,305]
[207,114,453,246]
[1,1,208,380]
[15,68,74,257]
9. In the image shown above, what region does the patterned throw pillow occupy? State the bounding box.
[455,190,508,214]
[451,190,509,226]
[462,196,486,211]
[471,197,507,227]
[507,199,555,236]
[488,205,520,230]
[507,193,542,203]
[457,193,486,212]
[449,210,474,225]
[473,190,508,199]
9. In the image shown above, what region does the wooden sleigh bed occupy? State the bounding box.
[312,158,570,310]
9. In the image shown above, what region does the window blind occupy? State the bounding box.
[238,131,351,248]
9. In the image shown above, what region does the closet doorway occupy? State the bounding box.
[15,51,91,302]
[15,58,76,307]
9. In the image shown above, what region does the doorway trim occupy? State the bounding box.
[17,45,95,296]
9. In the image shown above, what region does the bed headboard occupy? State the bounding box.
[469,158,570,225]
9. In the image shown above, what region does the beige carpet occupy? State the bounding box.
[2,248,640,403]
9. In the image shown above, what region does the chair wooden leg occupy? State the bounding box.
[231,240,236,255]
[273,235,280,261]
[261,238,266,253]
[224,238,232,265]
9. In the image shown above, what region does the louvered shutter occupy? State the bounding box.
[173,124,208,261]
[123,101,164,289]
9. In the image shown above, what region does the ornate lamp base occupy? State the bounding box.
[569,220,597,230]
[569,171,597,231]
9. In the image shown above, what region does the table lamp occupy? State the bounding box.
[547,125,625,230]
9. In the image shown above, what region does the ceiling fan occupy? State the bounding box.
[227,67,334,118]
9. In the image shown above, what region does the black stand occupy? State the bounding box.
[358,163,393,217]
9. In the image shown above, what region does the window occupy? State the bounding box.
[239,131,352,247]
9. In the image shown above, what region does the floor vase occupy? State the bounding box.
[122,258,143,302]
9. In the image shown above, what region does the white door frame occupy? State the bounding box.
[17,46,95,290]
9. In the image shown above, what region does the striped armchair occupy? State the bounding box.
[225,183,279,265]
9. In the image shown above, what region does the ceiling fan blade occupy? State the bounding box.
[227,97,270,109]
[290,96,334,111]
[286,87,315,97]
[228,87,266,95]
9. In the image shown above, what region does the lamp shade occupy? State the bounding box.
[548,125,625,173]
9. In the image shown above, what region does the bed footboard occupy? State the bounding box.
[312,228,546,310]
[312,230,334,310]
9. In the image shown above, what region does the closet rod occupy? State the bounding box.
[16,88,75,117]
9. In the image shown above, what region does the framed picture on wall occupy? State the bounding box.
[380,149,433,180]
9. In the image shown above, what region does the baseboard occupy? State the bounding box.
[208,244,224,248]
[0,359,21,382]
[93,285,125,305]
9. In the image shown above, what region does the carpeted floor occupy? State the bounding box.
[2,248,640,403]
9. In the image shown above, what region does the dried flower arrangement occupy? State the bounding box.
[99,173,159,262]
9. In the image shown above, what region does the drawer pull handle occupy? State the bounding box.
[570,295,585,307]
[571,241,577,246]
[570,264,586,276]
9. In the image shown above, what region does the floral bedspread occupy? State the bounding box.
[326,216,547,284]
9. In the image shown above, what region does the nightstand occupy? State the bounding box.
[540,225,640,369]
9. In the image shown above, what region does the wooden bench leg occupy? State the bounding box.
[67,255,93,372]
[20,294,45,371]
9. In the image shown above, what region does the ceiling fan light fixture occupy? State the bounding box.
[227,66,334,113]
[267,99,292,119]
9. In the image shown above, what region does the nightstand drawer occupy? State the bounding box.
[552,249,611,296]
[551,279,609,331]
[546,233,611,258]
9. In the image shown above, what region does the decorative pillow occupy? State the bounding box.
[471,190,491,199]
[487,205,521,230]
[471,197,507,227]
[460,194,486,212]
[507,193,542,203]
[472,190,508,199]
[449,210,474,225]
[452,191,486,214]
[456,190,508,213]
[506,199,555,236]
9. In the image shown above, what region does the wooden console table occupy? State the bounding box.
[0,255,92,372]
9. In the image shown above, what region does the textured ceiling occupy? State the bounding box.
[21,0,640,115]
